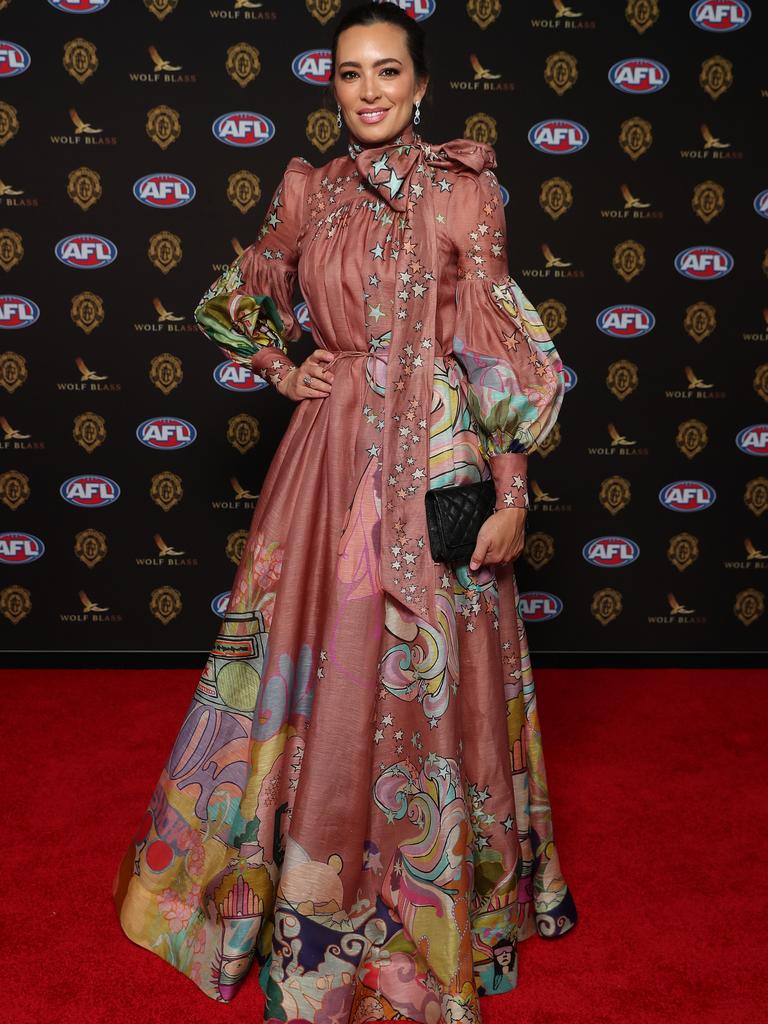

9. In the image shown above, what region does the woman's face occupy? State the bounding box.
[333,21,427,146]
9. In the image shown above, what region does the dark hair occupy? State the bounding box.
[328,2,431,104]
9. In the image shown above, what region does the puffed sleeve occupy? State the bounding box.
[449,163,565,510]
[193,156,311,388]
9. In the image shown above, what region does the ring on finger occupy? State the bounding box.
[302,374,312,386]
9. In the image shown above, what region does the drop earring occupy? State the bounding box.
[413,99,421,126]
[336,103,342,129]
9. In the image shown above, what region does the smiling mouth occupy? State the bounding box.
[358,109,390,123]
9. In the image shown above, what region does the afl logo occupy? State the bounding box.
[528,119,589,155]
[212,112,275,148]
[55,234,117,269]
[47,0,110,10]
[658,480,716,512]
[137,417,197,449]
[689,1,750,31]
[214,360,268,393]
[498,184,510,207]
[0,295,40,329]
[0,41,31,78]
[563,365,577,392]
[0,532,45,565]
[211,591,231,618]
[583,536,639,568]
[518,591,563,622]
[608,59,669,94]
[753,189,768,219]
[292,49,332,85]
[596,304,655,337]
[60,474,120,507]
[374,0,436,19]
[133,173,196,209]
[674,245,733,280]
[294,301,313,334]
[735,424,768,456]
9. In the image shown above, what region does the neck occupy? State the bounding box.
[348,119,417,153]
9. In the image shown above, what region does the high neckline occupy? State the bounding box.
[347,118,420,160]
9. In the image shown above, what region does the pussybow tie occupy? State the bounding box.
[349,122,496,211]
[346,121,497,635]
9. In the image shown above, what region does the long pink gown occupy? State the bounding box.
[112,120,577,1024]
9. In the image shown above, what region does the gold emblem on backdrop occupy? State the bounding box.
[606,360,638,401]
[612,240,645,282]
[0,469,30,511]
[539,178,573,221]
[599,475,631,515]
[0,101,20,147]
[734,588,764,627]
[537,298,566,338]
[753,363,768,403]
[676,418,708,459]
[692,180,724,224]
[0,228,22,271]
[149,231,182,274]
[75,528,107,569]
[668,532,699,572]
[763,248,768,278]
[619,116,652,161]
[73,412,107,454]
[147,104,181,149]
[0,352,27,394]
[67,167,102,211]
[533,423,560,458]
[467,0,501,29]
[626,0,660,33]
[0,585,31,625]
[228,413,261,454]
[226,43,261,88]
[306,109,338,153]
[544,52,577,96]
[228,170,262,214]
[591,588,623,626]
[226,530,249,566]
[71,291,105,334]
[464,113,497,145]
[524,532,555,571]
[151,470,184,511]
[700,55,733,100]
[745,477,768,517]
[144,0,179,20]
[149,585,182,625]
[306,0,340,25]
[150,354,183,395]
[63,38,98,84]
[684,301,716,344]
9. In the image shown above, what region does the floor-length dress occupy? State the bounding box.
[112,121,578,1024]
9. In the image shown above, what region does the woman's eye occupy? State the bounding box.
[339,68,399,80]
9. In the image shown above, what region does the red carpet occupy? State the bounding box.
[3,666,765,1024]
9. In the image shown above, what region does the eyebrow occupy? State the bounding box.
[338,57,404,69]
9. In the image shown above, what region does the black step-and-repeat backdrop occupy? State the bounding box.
[1,0,766,660]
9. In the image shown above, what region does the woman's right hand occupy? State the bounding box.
[276,349,336,401]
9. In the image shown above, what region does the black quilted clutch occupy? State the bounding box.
[424,478,496,564]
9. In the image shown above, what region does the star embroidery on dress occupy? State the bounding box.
[370,241,385,260]
[368,304,385,322]
[383,169,404,199]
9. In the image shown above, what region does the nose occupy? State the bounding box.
[358,73,381,103]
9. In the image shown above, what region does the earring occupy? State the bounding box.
[413,100,421,126]
[336,103,342,129]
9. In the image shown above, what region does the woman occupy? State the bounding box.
[112,4,578,1021]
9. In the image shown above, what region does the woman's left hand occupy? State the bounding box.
[469,508,527,571]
